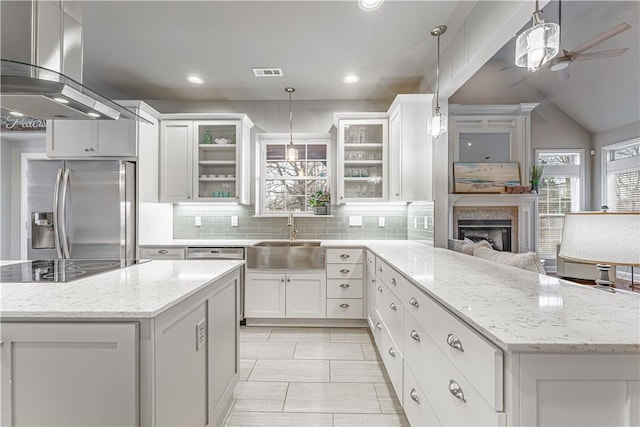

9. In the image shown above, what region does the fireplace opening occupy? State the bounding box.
[458,219,512,252]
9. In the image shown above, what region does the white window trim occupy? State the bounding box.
[535,148,585,211]
[255,132,331,217]
[601,137,640,209]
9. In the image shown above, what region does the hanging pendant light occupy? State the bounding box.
[429,25,447,139]
[285,87,298,162]
[515,0,560,71]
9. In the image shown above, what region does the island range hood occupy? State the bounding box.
[0,1,148,123]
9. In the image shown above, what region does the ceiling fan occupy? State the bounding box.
[510,14,631,87]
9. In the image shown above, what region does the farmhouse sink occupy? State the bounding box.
[246,241,325,269]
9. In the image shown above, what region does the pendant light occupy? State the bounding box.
[429,25,447,139]
[285,87,298,162]
[515,0,560,71]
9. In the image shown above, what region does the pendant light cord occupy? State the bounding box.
[435,31,440,111]
[288,90,293,144]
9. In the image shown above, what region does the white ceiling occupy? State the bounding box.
[451,0,640,134]
[80,0,476,103]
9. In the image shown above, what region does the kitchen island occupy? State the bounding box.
[0,259,243,427]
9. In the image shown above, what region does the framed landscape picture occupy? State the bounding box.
[453,162,521,193]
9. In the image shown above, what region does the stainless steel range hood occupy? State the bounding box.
[0,1,149,123]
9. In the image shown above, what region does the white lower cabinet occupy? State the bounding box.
[403,361,441,427]
[245,271,326,319]
[326,298,363,319]
[379,321,403,404]
[139,246,186,260]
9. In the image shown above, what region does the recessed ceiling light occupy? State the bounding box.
[9,111,24,117]
[87,112,100,118]
[53,97,69,104]
[186,75,204,84]
[343,74,360,84]
[358,0,383,11]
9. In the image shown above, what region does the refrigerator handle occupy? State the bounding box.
[59,168,71,258]
[52,168,64,258]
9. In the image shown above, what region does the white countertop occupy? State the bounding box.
[0,260,243,319]
[139,239,378,247]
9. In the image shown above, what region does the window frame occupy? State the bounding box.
[601,137,640,211]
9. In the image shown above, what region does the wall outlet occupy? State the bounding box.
[349,216,363,226]
[378,217,385,227]
[414,217,418,229]
[194,216,202,227]
[196,318,206,351]
[231,216,238,227]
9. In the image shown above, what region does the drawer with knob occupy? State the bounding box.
[377,283,403,353]
[326,299,363,319]
[375,258,411,300]
[327,279,364,299]
[380,320,403,404]
[404,289,503,411]
[139,247,186,260]
[403,361,442,427]
[326,263,363,279]
[365,251,376,276]
[326,248,364,264]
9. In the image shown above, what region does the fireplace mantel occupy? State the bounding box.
[448,194,539,253]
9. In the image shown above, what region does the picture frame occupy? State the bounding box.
[453,162,521,193]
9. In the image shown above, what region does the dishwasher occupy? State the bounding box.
[187,247,246,324]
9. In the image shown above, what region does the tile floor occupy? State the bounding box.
[223,327,409,427]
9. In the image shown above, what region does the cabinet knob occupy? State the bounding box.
[388,347,396,357]
[390,278,396,286]
[370,278,376,284]
[287,278,290,282]
[339,268,350,274]
[410,330,420,342]
[339,283,350,288]
[448,380,466,403]
[409,297,419,308]
[375,322,382,330]
[410,388,420,404]
[187,196,191,199]
[395,193,400,196]
[389,303,397,311]
[377,266,382,272]
[339,253,350,259]
[340,196,344,199]
[158,249,168,254]
[89,147,95,152]
[447,334,464,352]
[84,148,89,152]
[339,303,350,308]
[368,258,372,263]
[377,286,383,293]
[281,278,285,283]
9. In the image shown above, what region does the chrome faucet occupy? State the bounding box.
[287,211,299,242]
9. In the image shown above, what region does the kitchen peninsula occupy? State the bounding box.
[0,259,243,427]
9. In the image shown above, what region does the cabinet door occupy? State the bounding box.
[285,273,326,318]
[47,119,98,156]
[0,322,137,426]
[337,118,388,203]
[160,120,193,202]
[96,117,137,157]
[137,109,161,202]
[388,109,402,201]
[245,273,286,318]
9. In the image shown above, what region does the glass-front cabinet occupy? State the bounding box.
[337,118,388,203]
[195,121,240,201]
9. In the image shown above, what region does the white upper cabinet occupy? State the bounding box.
[387,94,433,202]
[335,116,388,203]
[160,120,194,203]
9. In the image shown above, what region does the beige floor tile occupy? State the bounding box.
[333,413,410,427]
[330,360,389,383]
[331,328,373,343]
[224,411,333,427]
[268,327,331,343]
[249,359,330,382]
[294,342,364,360]
[374,382,404,414]
[240,341,296,360]
[239,359,256,381]
[284,382,381,414]
[361,343,381,361]
[233,381,289,400]
[239,327,272,342]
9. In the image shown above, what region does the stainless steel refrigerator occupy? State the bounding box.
[26,159,136,260]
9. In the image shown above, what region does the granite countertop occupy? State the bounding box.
[0,260,243,319]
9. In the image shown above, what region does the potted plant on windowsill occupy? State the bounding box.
[309,188,331,215]
[530,163,544,193]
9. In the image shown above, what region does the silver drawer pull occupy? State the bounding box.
[447,334,464,352]
[368,258,373,263]
[388,347,396,357]
[377,266,383,272]
[339,283,350,288]
[449,380,466,403]
[340,268,350,273]
[410,388,420,404]
[158,249,168,254]
[390,278,396,286]
[339,303,350,308]
[339,253,350,258]
[375,322,382,330]
[389,303,397,311]
[409,297,419,308]
[377,286,383,293]
[370,278,376,283]
[410,330,420,342]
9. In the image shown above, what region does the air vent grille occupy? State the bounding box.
[252,68,283,77]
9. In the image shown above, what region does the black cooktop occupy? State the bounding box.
[0,259,150,283]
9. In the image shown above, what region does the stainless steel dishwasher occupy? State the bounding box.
[187,247,246,323]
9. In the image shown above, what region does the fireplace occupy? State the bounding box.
[458,219,512,252]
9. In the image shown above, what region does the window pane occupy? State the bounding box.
[266,145,285,161]
[608,170,640,211]
[307,161,327,177]
[307,145,327,160]
[266,161,306,177]
[538,176,578,258]
[538,153,580,165]
[611,145,640,160]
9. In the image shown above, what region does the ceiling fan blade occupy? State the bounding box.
[573,48,629,61]
[572,23,631,54]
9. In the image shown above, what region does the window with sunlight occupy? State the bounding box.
[603,140,640,212]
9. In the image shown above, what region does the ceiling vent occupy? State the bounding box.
[252,68,284,77]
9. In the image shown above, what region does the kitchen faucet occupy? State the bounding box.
[287,211,299,242]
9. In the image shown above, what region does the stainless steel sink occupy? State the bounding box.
[247,241,325,269]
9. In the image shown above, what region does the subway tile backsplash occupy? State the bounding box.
[173,203,435,240]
